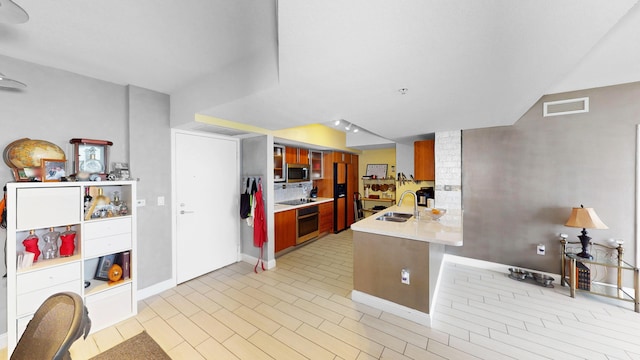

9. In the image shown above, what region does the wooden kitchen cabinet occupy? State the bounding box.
[310,150,323,179]
[332,151,348,163]
[414,140,435,180]
[274,145,285,182]
[285,147,309,165]
[275,209,296,253]
[319,201,334,235]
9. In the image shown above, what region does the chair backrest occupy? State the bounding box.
[11,292,91,360]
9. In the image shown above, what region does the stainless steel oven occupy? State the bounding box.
[297,205,319,244]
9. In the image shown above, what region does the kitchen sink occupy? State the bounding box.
[380,212,412,219]
[375,212,412,222]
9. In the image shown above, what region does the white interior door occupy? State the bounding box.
[174,131,239,283]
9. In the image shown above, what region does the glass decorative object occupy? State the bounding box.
[119,201,129,216]
[42,227,60,260]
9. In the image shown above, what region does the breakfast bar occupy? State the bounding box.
[350,205,463,326]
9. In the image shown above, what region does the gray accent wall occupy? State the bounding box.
[127,86,172,288]
[240,135,271,261]
[453,81,639,276]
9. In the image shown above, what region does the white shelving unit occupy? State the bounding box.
[5,180,137,356]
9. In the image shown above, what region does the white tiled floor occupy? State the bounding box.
[5,229,640,359]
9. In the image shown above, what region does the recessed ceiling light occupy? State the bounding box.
[334,120,341,126]
[353,128,359,133]
[345,123,351,131]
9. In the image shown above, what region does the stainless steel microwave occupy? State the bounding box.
[286,164,310,182]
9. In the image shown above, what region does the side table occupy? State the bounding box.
[560,239,639,312]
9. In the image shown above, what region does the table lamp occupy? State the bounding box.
[564,204,608,259]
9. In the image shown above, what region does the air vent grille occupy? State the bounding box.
[543,97,589,117]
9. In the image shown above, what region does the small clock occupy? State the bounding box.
[69,138,113,178]
[108,264,123,284]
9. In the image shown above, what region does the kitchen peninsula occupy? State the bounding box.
[350,205,462,325]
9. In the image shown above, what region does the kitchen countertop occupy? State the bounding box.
[274,197,333,213]
[350,205,463,246]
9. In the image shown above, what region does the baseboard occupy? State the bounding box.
[137,278,175,300]
[443,254,561,281]
[351,290,432,327]
[241,253,276,270]
[0,332,6,352]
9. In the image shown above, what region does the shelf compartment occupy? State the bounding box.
[17,254,82,274]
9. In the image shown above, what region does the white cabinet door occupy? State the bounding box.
[16,187,81,229]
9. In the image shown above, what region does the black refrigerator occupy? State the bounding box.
[333,162,348,233]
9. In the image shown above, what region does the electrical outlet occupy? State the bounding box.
[537,244,545,255]
[136,199,146,207]
[401,268,410,285]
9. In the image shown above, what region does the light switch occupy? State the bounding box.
[157,196,165,206]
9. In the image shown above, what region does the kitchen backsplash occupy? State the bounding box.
[274,182,313,202]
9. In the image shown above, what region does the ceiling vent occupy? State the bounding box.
[543,97,589,117]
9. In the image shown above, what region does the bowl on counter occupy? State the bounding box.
[422,208,446,221]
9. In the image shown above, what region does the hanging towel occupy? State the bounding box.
[253,181,267,248]
[253,179,267,273]
[240,178,252,219]
[246,179,258,227]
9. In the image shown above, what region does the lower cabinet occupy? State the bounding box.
[319,201,333,235]
[275,210,296,253]
[85,283,134,330]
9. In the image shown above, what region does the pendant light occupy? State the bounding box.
[0,0,29,24]
[0,72,27,89]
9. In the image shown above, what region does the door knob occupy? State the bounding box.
[180,210,194,214]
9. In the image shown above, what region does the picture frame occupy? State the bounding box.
[94,254,117,281]
[69,138,113,177]
[41,158,67,182]
[366,164,388,179]
[12,167,41,182]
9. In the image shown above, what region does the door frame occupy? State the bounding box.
[171,128,241,285]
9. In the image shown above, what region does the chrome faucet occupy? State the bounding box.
[398,190,420,218]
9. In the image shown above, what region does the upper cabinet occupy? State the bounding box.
[332,151,357,164]
[414,140,435,180]
[285,147,309,165]
[274,145,285,182]
[310,150,323,179]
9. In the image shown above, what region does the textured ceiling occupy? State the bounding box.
[1,0,639,143]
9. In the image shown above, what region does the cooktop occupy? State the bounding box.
[278,199,316,206]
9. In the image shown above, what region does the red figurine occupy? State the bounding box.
[60,225,76,257]
[23,230,41,262]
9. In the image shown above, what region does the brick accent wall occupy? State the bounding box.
[435,131,462,218]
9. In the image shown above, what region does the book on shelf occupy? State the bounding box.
[576,261,590,291]
[116,251,131,280]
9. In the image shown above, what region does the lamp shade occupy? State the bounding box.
[565,206,608,229]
